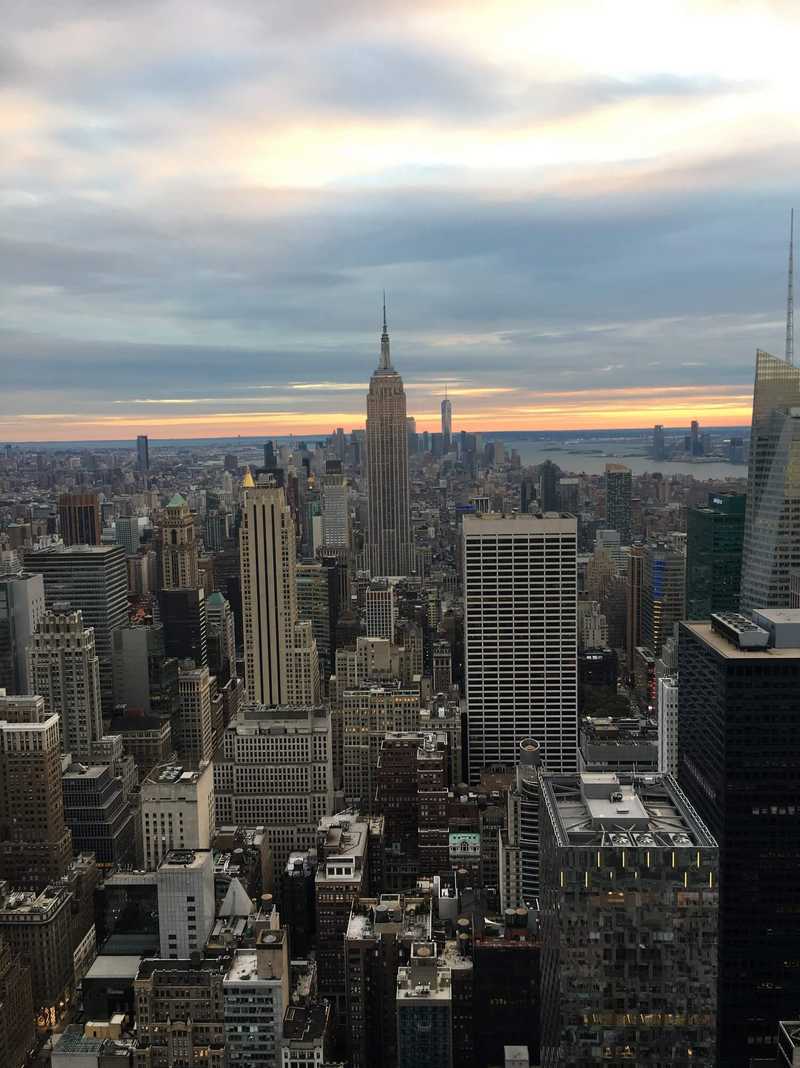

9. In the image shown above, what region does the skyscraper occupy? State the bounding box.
[58,492,101,546]
[441,387,452,452]
[641,540,686,655]
[115,515,140,556]
[160,493,199,590]
[463,512,578,782]
[24,544,128,713]
[240,474,298,705]
[604,463,632,543]
[27,608,103,760]
[540,770,718,1066]
[0,696,73,889]
[740,349,800,612]
[538,460,559,512]
[366,302,413,578]
[652,423,666,460]
[685,492,745,619]
[0,570,45,693]
[136,434,150,476]
[679,611,800,1064]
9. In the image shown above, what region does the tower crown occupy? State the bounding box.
[379,292,392,370]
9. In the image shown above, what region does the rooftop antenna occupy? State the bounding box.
[787,208,795,365]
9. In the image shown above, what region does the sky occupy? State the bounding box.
[1,0,799,441]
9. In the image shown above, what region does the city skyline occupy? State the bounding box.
[2,2,800,440]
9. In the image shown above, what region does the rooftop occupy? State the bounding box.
[143,762,207,787]
[463,512,576,535]
[686,620,800,660]
[541,771,717,850]
[283,1002,328,1043]
[85,955,143,981]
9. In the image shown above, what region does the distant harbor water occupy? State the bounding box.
[506,442,747,480]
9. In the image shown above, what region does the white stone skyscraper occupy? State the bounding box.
[240,471,319,707]
[240,472,298,705]
[366,302,413,578]
[463,512,578,782]
[27,607,103,760]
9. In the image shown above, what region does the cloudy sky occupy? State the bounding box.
[1,0,798,441]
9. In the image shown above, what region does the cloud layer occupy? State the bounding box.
[1,0,799,439]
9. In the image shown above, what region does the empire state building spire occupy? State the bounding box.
[379,291,392,369]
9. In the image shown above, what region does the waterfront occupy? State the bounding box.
[506,441,747,480]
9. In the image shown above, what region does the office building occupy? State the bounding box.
[115,515,140,556]
[342,685,420,806]
[27,608,102,759]
[0,696,72,888]
[214,705,333,876]
[366,305,413,578]
[240,475,298,705]
[296,561,338,684]
[657,674,678,775]
[157,848,216,959]
[641,540,686,656]
[62,762,136,867]
[741,350,800,611]
[136,434,150,475]
[160,586,207,667]
[321,463,350,549]
[206,590,236,684]
[176,665,214,767]
[538,460,559,512]
[558,477,579,513]
[112,621,176,716]
[141,761,215,871]
[225,930,290,1068]
[160,493,199,590]
[604,463,632,543]
[463,512,578,782]
[396,942,453,1068]
[685,493,745,619]
[679,611,800,1064]
[0,570,44,693]
[432,639,452,695]
[345,892,433,1068]
[365,578,396,641]
[288,620,321,706]
[0,937,34,1068]
[58,492,101,546]
[133,955,227,1064]
[652,423,666,460]
[540,770,718,1066]
[0,882,74,1023]
[315,812,369,1006]
[24,544,127,713]
[441,391,452,451]
[625,544,644,672]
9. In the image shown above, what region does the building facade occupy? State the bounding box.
[740,349,800,612]
[539,770,718,1066]
[463,513,578,782]
[685,493,745,620]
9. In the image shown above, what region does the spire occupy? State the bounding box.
[786,208,795,365]
[242,465,255,489]
[379,290,392,370]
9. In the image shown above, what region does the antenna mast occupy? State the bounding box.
[787,208,795,365]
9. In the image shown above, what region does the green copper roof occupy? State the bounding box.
[206,591,225,605]
[166,493,187,508]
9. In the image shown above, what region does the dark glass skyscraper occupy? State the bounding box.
[640,540,685,655]
[679,612,800,1065]
[23,544,127,713]
[604,463,632,543]
[685,493,745,619]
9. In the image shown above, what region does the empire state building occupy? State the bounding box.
[366,303,413,577]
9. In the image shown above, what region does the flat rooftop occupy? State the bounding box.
[463,513,576,535]
[85,955,143,981]
[283,1002,327,1043]
[685,621,800,659]
[541,771,717,850]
